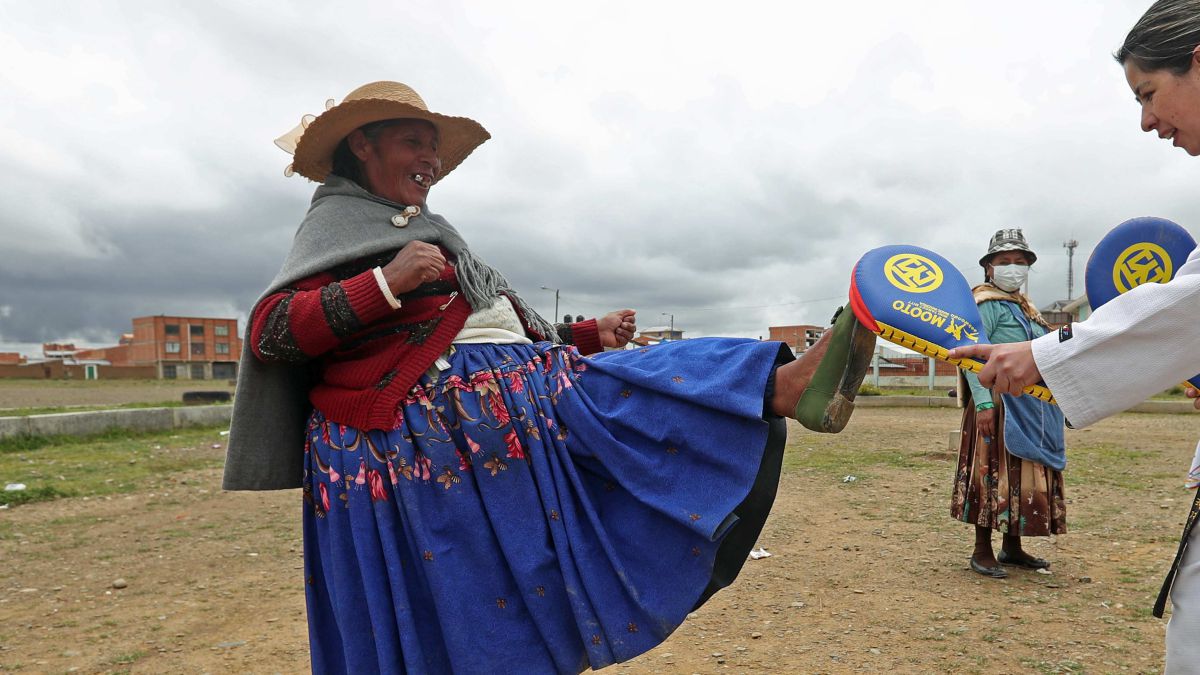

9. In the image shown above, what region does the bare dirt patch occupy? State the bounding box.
[1,407,1196,673]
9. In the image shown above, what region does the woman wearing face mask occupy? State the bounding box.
[950,229,1067,578]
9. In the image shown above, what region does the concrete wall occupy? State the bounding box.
[868,376,959,389]
[0,362,157,380]
[0,404,232,440]
[856,396,1197,414]
[857,396,959,408]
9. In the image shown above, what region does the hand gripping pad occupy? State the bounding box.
[1085,216,1199,388]
[849,244,1055,404]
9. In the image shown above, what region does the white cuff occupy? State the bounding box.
[372,266,402,310]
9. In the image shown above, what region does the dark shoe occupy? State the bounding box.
[970,557,1008,578]
[998,551,1051,569]
[794,306,877,433]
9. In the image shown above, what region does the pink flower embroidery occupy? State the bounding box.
[414,453,432,481]
[504,429,525,460]
[465,433,482,455]
[367,469,387,502]
[489,392,511,426]
[503,369,525,394]
[318,482,330,513]
[555,370,573,393]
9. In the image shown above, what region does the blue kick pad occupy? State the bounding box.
[850,244,1055,403]
[1085,216,1198,387]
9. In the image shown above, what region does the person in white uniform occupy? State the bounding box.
[950,3,1200,669]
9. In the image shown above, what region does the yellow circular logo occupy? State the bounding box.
[884,253,943,293]
[1113,242,1173,293]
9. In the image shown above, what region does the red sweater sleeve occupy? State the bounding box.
[568,318,603,355]
[250,268,398,363]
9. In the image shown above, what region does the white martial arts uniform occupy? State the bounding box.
[1030,246,1200,674]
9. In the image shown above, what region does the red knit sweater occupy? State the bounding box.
[250,249,603,430]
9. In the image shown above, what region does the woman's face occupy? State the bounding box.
[350,119,442,207]
[986,250,1031,277]
[1125,49,1200,156]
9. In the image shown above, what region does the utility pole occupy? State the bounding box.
[661,313,674,341]
[540,286,560,320]
[1063,239,1079,299]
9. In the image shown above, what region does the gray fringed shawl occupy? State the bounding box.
[222,176,557,490]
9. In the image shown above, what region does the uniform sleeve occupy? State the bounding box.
[249,268,399,363]
[1031,264,1200,428]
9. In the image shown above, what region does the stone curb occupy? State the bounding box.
[857,396,1196,414]
[0,405,233,440]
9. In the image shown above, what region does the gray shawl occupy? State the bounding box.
[222,176,556,490]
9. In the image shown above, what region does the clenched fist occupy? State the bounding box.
[381,241,446,295]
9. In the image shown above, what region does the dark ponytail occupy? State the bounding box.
[1116,0,1200,74]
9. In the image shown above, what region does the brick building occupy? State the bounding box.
[128,316,242,380]
[768,324,825,356]
[74,334,133,365]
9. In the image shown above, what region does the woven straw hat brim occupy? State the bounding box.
[291,98,490,184]
[979,243,1038,267]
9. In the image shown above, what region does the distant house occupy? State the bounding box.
[74,334,133,365]
[41,342,77,359]
[638,325,684,342]
[0,316,243,381]
[768,324,825,356]
[0,335,153,381]
[1039,296,1091,328]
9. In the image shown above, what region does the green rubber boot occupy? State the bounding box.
[794,306,876,433]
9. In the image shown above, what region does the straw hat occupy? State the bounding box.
[979,228,1038,267]
[274,81,490,184]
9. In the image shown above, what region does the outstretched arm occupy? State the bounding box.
[948,342,1040,397]
[950,266,1200,427]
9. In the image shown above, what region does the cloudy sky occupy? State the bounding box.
[1,0,1196,354]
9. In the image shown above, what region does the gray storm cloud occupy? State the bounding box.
[1,0,1195,350]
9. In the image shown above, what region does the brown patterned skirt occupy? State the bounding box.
[950,398,1067,536]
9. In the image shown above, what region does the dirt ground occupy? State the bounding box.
[2,406,1198,674]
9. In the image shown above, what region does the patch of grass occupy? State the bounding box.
[0,484,73,506]
[1023,659,1086,674]
[110,648,146,663]
[0,425,221,454]
[784,439,932,476]
[0,425,227,507]
[1064,442,1160,491]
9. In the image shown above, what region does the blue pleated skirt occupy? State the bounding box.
[302,338,782,674]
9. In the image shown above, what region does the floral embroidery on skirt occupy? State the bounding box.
[302,338,782,674]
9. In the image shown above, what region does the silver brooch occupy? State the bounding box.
[391,205,421,228]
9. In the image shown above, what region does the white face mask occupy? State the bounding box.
[991,264,1029,292]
